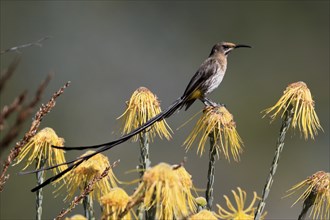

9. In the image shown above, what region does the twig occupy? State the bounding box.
[119,194,144,219]
[254,108,294,219]
[0,57,21,92]
[0,74,52,154]
[102,195,143,220]
[55,160,120,220]
[118,178,147,219]
[0,90,27,131]
[0,36,52,54]
[0,81,70,192]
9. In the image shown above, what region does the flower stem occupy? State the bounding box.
[83,187,95,220]
[138,131,151,178]
[254,108,294,219]
[36,156,46,220]
[206,134,217,210]
[137,131,151,220]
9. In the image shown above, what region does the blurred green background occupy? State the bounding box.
[0,1,329,219]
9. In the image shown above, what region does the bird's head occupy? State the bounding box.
[210,42,251,56]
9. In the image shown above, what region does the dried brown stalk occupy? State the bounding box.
[55,160,120,220]
[0,81,70,192]
[118,195,144,219]
[0,74,53,154]
[0,57,21,92]
[0,91,27,131]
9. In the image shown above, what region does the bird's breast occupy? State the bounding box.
[204,68,225,95]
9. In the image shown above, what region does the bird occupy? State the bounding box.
[27,42,251,192]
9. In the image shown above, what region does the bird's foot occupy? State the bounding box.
[202,97,217,107]
[201,97,226,108]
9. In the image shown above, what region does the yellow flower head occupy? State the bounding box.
[173,165,196,212]
[65,214,87,220]
[100,187,132,220]
[216,187,265,220]
[263,81,322,139]
[118,87,172,142]
[13,127,67,173]
[184,106,243,162]
[63,151,119,202]
[287,171,330,219]
[189,209,217,220]
[133,163,192,219]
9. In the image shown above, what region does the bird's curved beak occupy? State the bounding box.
[234,44,252,49]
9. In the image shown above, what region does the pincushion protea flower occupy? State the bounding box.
[13,127,67,174]
[118,87,172,142]
[100,187,134,220]
[287,171,329,219]
[62,150,119,202]
[184,105,243,162]
[263,81,322,139]
[13,127,67,220]
[132,163,195,219]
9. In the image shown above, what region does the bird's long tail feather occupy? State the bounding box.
[52,97,184,151]
[26,97,185,191]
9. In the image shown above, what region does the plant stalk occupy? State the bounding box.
[83,185,95,220]
[254,108,294,219]
[138,131,151,178]
[137,131,151,220]
[36,156,46,220]
[206,134,217,210]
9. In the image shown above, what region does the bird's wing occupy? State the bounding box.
[182,58,219,98]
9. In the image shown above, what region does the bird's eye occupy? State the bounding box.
[222,45,229,50]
